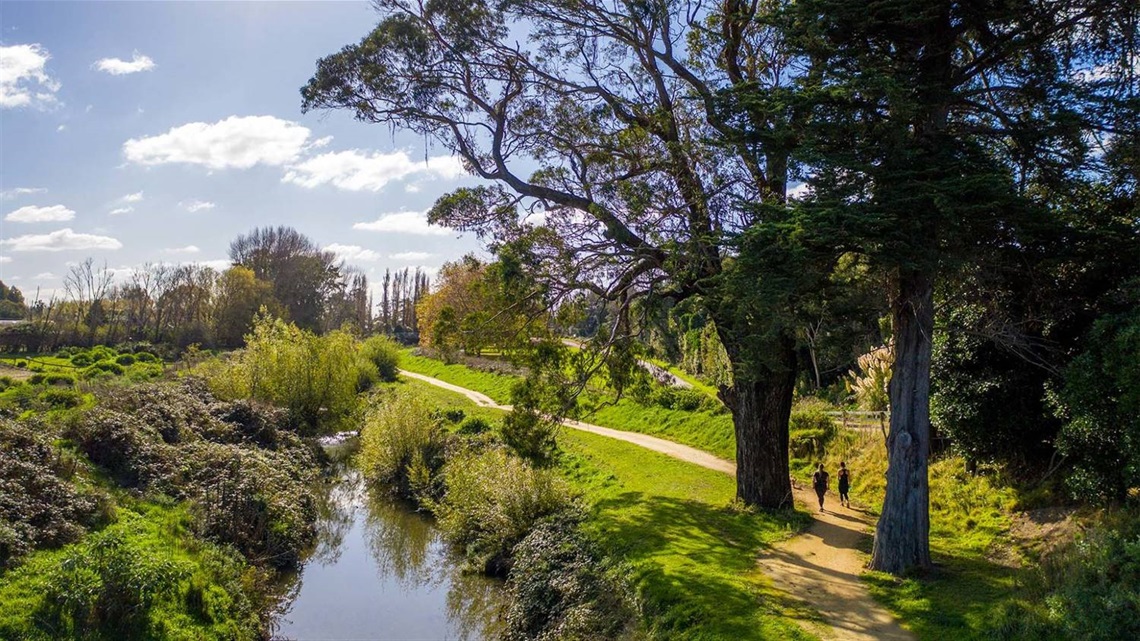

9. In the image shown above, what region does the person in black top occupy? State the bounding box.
[837,461,851,508]
[811,463,829,511]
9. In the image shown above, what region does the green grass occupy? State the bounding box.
[559,429,817,640]
[0,500,260,641]
[0,354,77,373]
[585,397,736,461]
[398,351,517,404]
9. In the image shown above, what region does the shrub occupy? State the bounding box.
[358,390,449,500]
[115,354,137,366]
[0,420,102,568]
[134,351,159,363]
[846,344,892,410]
[81,361,124,379]
[15,360,26,368]
[991,514,1140,641]
[126,363,165,382]
[67,408,178,490]
[505,515,635,641]
[788,399,838,459]
[44,373,76,387]
[88,346,117,362]
[203,317,364,433]
[441,408,466,424]
[37,388,83,409]
[178,441,319,568]
[457,416,493,435]
[433,447,572,574]
[0,376,14,392]
[360,335,401,382]
[70,353,92,367]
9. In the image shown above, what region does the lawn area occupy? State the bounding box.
[559,428,817,640]
[400,351,1033,641]
[398,351,516,404]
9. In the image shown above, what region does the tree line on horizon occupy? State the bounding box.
[0,225,433,352]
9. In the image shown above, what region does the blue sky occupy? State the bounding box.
[1,1,484,301]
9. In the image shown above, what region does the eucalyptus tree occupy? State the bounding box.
[791,0,1138,573]
[303,0,823,507]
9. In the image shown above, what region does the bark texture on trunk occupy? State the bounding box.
[871,269,935,574]
[721,341,797,509]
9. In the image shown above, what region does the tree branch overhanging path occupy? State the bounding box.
[400,369,913,641]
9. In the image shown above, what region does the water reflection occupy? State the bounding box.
[272,441,504,641]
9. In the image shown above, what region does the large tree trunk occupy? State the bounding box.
[721,340,797,509]
[871,269,934,574]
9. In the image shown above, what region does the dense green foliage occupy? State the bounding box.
[993,513,1140,641]
[433,447,573,574]
[0,503,261,641]
[201,316,383,433]
[504,514,636,641]
[358,389,449,499]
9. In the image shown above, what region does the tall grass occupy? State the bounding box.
[357,389,449,499]
[433,447,573,574]
[200,316,383,433]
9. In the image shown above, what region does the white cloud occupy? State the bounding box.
[0,43,60,109]
[33,272,57,280]
[109,207,133,216]
[123,115,312,169]
[195,259,232,272]
[353,211,454,236]
[5,204,76,223]
[0,187,47,200]
[1,228,123,252]
[57,124,66,132]
[180,199,215,212]
[323,243,382,262]
[282,150,466,192]
[0,256,11,264]
[164,245,200,254]
[121,191,144,203]
[93,51,156,75]
[390,251,433,261]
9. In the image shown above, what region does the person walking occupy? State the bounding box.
[837,461,851,508]
[812,463,829,511]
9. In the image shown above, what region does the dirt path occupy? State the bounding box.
[399,369,912,641]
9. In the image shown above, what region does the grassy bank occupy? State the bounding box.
[0,500,261,641]
[559,428,815,640]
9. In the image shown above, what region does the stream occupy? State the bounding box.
[271,440,506,641]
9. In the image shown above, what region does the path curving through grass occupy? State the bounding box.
[399,368,914,641]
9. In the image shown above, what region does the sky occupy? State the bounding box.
[0,0,486,302]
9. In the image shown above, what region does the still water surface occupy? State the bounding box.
[272,443,504,641]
